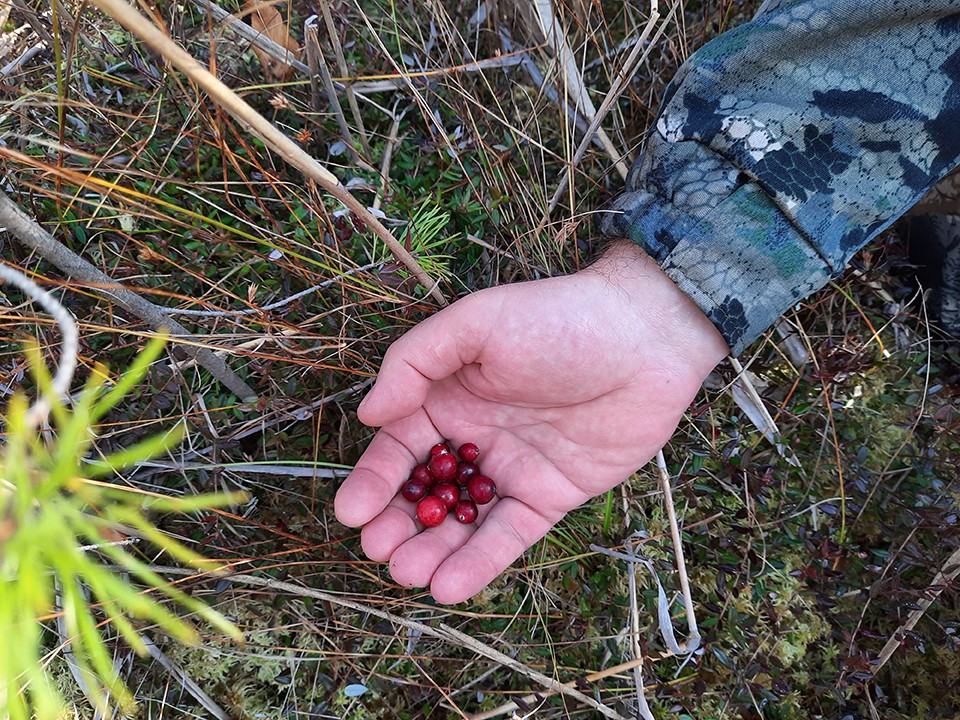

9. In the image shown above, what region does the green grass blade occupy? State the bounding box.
[92,333,168,422]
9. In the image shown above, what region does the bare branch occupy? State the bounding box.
[0,189,257,401]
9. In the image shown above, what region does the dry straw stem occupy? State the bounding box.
[141,634,229,719]
[134,565,630,720]
[654,449,700,651]
[466,656,650,720]
[302,16,375,173]
[303,16,324,111]
[374,106,405,212]
[0,190,257,401]
[93,0,447,308]
[872,544,960,673]
[318,0,371,157]
[528,0,628,180]
[727,355,800,467]
[546,0,676,215]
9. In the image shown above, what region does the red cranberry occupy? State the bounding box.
[428,452,457,483]
[416,496,447,527]
[467,475,496,504]
[429,442,452,457]
[457,442,480,463]
[454,461,479,486]
[454,499,478,524]
[410,463,432,485]
[432,482,459,511]
[401,478,428,502]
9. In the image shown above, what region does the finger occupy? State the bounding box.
[359,496,419,561]
[385,498,497,588]
[357,291,500,427]
[333,410,441,527]
[428,499,560,604]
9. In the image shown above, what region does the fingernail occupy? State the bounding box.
[357,392,372,415]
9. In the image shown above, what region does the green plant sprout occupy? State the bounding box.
[373,202,457,284]
[0,331,246,719]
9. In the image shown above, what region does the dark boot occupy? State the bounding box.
[901,214,960,340]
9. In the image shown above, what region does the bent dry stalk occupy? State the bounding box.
[89,0,448,309]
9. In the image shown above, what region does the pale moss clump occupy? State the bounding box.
[158,602,335,718]
[699,555,828,671]
[832,371,917,472]
[765,564,829,668]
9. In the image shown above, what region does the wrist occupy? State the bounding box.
[584,240,730,375]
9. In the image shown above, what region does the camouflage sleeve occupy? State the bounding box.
[598,0,960,354]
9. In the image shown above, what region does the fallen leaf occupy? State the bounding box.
[242,0,301,83]
[138,246,166,264]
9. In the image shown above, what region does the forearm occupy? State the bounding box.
[602,0,960,353]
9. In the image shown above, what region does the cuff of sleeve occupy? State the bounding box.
[599,142,834,354]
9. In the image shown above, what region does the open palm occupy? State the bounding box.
[334,245,729,603]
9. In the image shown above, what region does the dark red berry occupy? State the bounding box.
[401,478,428,502]
[432,482,459,511]
[457,442,480,463]
[416,496,447,527]
[429,442,452,457]
[428,452,457,483]
[455,461,479,487]
[454,499,478,524]
[410,463,432,485]
[467,475,496,504]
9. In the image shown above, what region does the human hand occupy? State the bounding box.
[334,242,729,603]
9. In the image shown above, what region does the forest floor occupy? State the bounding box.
[1,0,958,718]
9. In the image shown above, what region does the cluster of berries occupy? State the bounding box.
[401,442,497,527]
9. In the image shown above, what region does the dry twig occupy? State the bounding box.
[131,564,630,720]
[0,190,257,401]
[190,0,311,75]
[872,545,960,673]
[466,656,649,720]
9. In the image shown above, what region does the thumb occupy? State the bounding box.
[357,290,497,426]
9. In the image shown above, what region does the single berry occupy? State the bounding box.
[457,442,480,463]
[430,442,452,457]
[454,499,479,524]
[401,478,428,502]
[432,482,459,511]
[410,463,432,485]
[467,475,496,504]
[428,452,458,483]
[455,461,479,487]
[416,495,447,527]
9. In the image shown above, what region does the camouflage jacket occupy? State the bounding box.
[599,0,960,354]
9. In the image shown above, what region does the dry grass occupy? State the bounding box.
[1,0,958,718]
